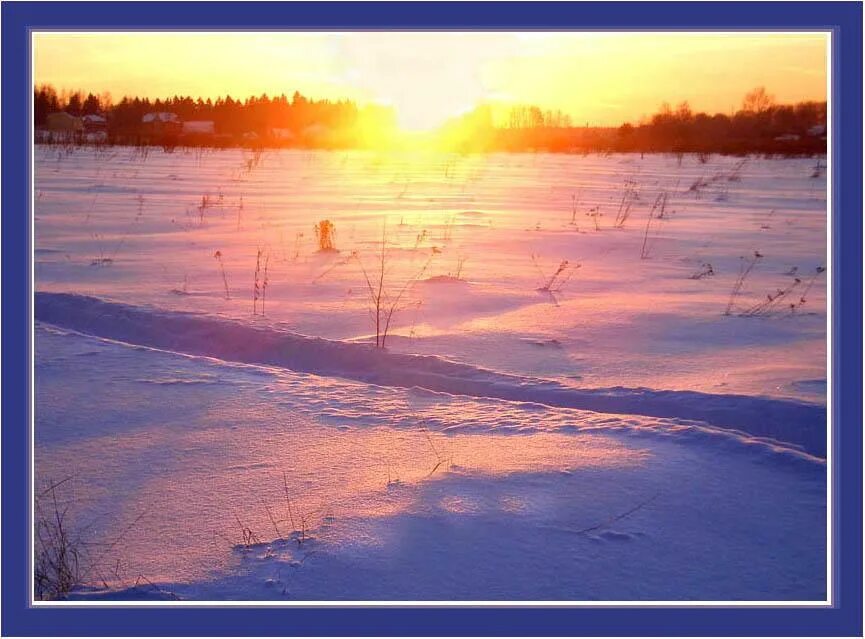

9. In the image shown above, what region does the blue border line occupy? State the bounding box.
[3,2,862,636]
[829,5,863,633]
[0,1,858,29]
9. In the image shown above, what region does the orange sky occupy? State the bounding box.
[34,32,828,130]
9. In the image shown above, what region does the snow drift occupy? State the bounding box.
[35,292,826,458]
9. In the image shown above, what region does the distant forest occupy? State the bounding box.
[34,84,826,155]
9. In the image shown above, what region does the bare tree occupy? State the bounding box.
[742,87,775,114]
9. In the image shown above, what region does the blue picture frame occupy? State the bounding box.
[2,2,861,636]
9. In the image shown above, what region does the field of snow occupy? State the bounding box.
[34,146,827,601]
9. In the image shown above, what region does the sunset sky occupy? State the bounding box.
[34,32,828,130]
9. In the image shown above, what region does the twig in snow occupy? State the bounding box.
[571,493,659,535]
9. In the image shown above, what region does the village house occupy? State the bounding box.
[82,114,107,131]
[82,114,109,142]
[46,111,83,132]
[38,112,84,143]
[181,120,216,136]
[141,112,182,136]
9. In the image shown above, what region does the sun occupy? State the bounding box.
[334,32,494,133]
[391,92,471,132]
[365,79,479,134]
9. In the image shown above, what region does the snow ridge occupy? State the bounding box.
[35,292,827,458]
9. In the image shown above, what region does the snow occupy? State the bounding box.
[33,146,827,601]
[34,291,826,458]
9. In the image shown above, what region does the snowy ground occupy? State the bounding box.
[33,147,827,601]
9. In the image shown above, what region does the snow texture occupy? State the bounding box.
[34,147,827,601]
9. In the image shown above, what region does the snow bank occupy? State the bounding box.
[35,291,826,457]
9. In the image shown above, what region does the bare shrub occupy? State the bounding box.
[724,251,763,315]
[35,478,149,600]
[314,220,337,252]
[35,480,82,600]
[214,250,231,300]
[531,255,580,306]
[640,192,670,259]
[355,221,433,348]
[614,177,640,228]
[253,247,270,315]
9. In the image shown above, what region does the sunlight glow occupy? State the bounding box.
[34,32,827,131]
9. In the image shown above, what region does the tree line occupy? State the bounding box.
[442,88,825,155]
[34,84,826,154]
[615,88,826,155]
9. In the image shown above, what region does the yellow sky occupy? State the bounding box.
[34,32,827,130]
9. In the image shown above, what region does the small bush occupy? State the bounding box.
[315,220,337,252]
[35,480,82,600]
